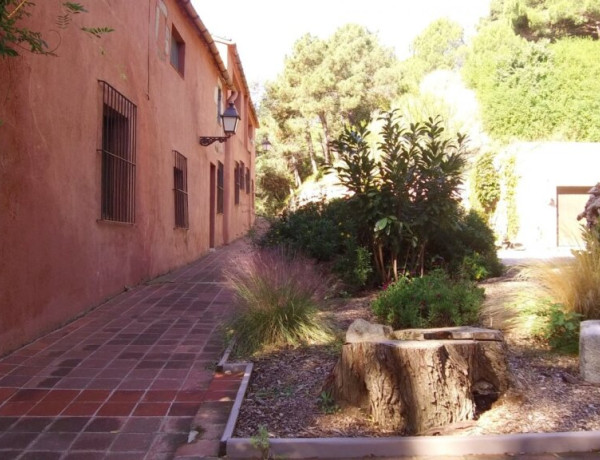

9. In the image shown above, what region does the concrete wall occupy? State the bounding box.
[0,0,257,355]
[502,142,599,249]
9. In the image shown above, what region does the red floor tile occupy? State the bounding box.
[0,387,17,400]
[8,389,49,402]
[74,389,111,402]
[27,400,68,416]
[167,402,199,416]
[110,432,154,452]
[0,401,37,416]
[62,402,102,416]
[142,390,177,402]
[108,390,144,403]
[132,402,170,417]
[41,389,80,403]
[175,390,205,402]
[97,402,136,416]
[71,432,115,450]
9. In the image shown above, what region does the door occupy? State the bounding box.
[209,163,216,248]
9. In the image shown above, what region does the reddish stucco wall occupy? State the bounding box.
[0,0,257,355]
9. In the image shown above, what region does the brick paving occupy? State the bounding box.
[0,238,251,459]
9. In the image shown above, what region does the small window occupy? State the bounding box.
[170,25,185,75]
[173,151,188,228]
[234,162,240,205]
[99,81,137,223]
[239,161,245,190]
[217,162,224,214]
[245,167,250,194]
[217,87,222,124]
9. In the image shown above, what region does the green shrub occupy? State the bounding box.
[225,248,333,355]
[371,270,485,329]
[260,199,374,290]
[524,301,582,354]
[429,209,503,280]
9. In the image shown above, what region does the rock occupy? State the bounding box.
[580,320,600,383]
[345,319,392,343]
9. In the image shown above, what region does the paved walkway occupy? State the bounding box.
[0,238,252,459]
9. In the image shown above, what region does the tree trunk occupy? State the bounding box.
[324,338,510,435]
[318,112,331,164]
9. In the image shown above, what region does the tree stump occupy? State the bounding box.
[324,325,510,435]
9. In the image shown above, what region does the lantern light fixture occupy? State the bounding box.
[199,102,241,146]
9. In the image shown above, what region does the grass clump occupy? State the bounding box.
[225,247,333,355]
[529,230,600,320]
[371,270,485,329]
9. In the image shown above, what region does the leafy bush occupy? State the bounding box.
[260,199,373,290]
[429,209,503,280]
[371,270,485,329]
[225,248,333,355]
[524,301,582,354]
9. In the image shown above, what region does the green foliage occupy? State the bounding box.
[332,110,467,282]
[255,152,294,217]
[260,199,373,291]
[524,301,581,354]
[0,1,112,58]
[501,154,519,242]
[225,248,333,355]
[471,151,501,219]
[261,24,403,172]
[250,425,271,460]
[372,270,485,329]
[410,18,466,74]
[464,16,600,142]
[429,209,503,280]
[491,0,600,40]
[317,390,339,414]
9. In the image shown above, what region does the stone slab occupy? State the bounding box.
[392,326,503,342]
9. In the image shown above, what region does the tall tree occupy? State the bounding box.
[490,0,600,40]
[410,18,466,74]
[262,24,402,171]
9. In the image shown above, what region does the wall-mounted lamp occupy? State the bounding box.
[261,136,272,153]
[199,102,241,146]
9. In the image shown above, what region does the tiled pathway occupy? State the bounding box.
[0,238,252,459]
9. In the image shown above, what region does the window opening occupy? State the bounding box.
[173,151,188,228]
[99,80,137,223]
[170,25,185,75]
[217,161,224,214]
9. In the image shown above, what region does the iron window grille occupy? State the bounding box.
[99,80,137,223]
[239,161,245,190]
[217,161,224,214]
[234,162,240,205]
[173,150,189,228]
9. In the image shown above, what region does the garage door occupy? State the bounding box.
[557,186,592,247]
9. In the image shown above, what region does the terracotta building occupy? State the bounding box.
[0,1,258,355]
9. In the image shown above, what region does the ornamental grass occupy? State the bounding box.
[225,247,334,355]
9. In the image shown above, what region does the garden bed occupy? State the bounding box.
[233,271,600,440]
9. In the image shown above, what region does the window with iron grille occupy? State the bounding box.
[170,25,185,76]
[217,161,224,214]
[173,151,188,228]
[234,162,240,205]
[246,167,250,194]
[239,161,245,190]
[99,81,137,223]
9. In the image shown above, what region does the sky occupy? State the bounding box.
[191,0,492,87]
